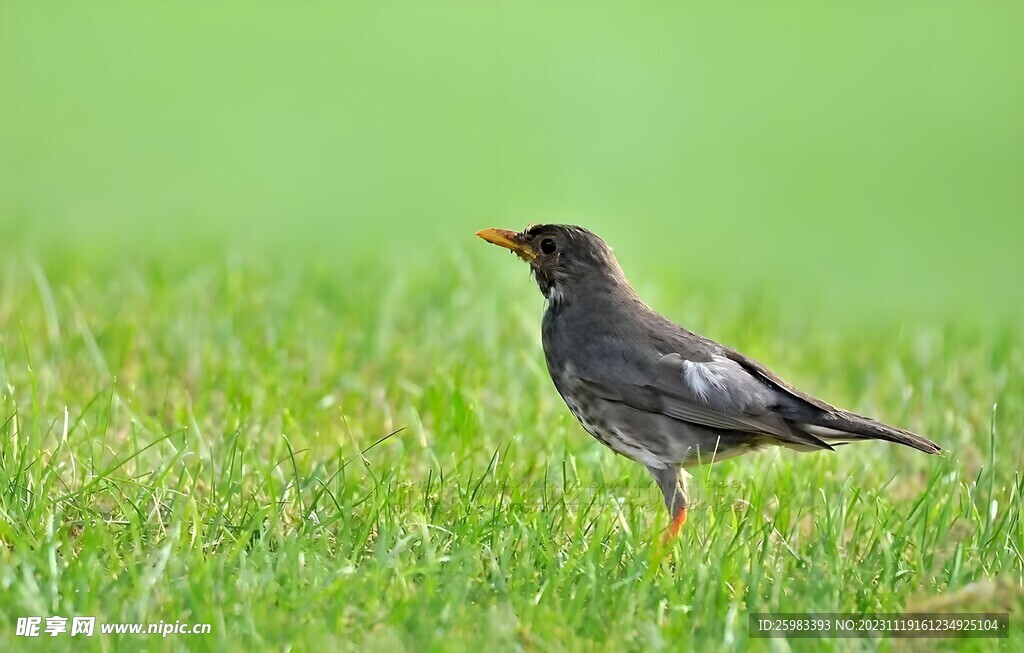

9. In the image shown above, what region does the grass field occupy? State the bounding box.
[2,2,1023,651]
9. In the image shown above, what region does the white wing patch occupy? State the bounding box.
[681,356,737,404]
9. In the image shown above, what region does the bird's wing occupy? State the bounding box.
[572,338,834,451]
[721,347,835,413]
[721,346,940,453]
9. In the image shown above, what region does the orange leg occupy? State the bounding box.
[664,506,688,541]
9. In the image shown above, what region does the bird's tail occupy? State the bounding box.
[795,410,941,455]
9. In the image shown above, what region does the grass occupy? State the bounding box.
[2,2,1022,650]
[0,247,1021,651]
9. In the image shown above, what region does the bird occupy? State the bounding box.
[476,224,941,540]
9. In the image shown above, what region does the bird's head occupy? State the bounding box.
[476,224,626,303]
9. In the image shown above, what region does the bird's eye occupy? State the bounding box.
[540,238,557,254]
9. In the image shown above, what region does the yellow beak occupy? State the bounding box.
[475,228,537,262]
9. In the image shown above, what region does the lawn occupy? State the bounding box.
[1,2,1022,651]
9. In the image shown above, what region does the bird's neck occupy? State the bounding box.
[547,271,646,316]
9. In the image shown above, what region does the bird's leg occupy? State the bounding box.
[648,465,689,541]
[667,505,688,539]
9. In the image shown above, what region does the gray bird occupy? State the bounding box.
[476,224,941,539]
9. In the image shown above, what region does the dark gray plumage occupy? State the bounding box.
[476,224,941,537]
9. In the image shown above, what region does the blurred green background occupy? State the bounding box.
[2,4,1022,649]
[2,1,1021,319]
